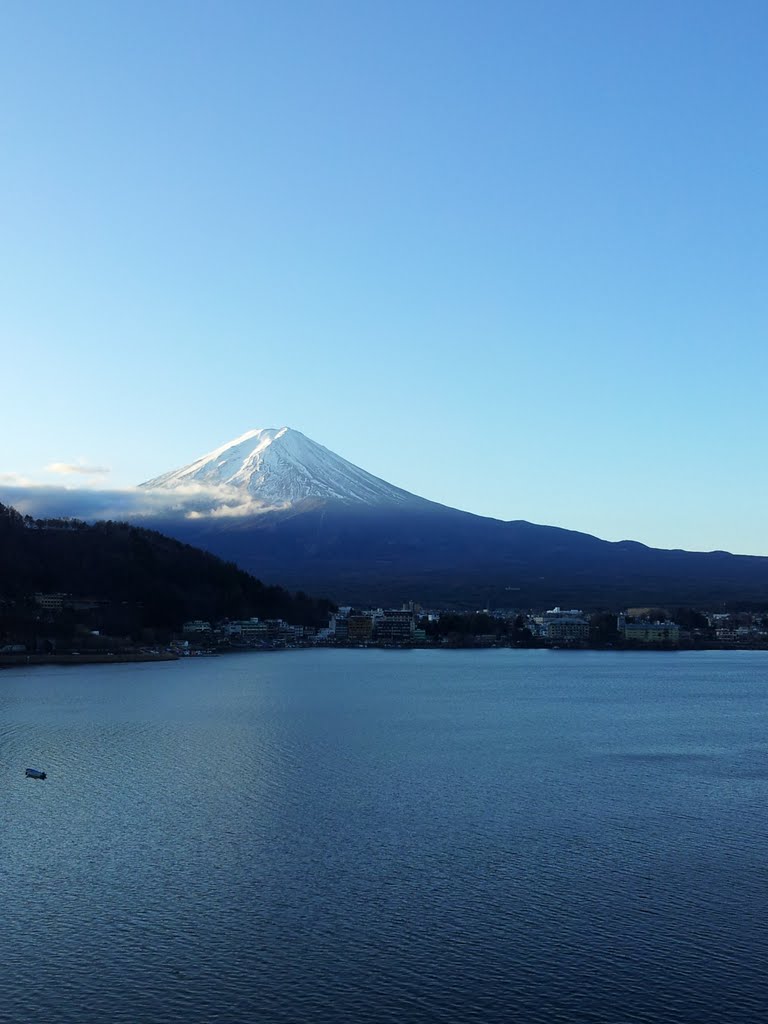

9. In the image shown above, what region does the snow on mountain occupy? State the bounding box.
[139,427,423,511]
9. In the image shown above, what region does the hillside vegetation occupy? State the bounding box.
[0,503,334,638]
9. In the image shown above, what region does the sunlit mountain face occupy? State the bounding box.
[140,427,431,511]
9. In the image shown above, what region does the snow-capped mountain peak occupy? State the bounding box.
[139,427,422,511]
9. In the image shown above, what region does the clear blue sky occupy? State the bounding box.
[1,0,767,553]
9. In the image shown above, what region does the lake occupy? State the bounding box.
[1,649,767,1023]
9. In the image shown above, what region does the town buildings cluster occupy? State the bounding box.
[178,604,768,651]
[5,593,768,656]
[181,604,428,649]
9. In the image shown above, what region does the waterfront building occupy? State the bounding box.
[347,614,374,642]
[182,620,212,633]
[535,606,589,642]
[622,621,680,644]
[224,618,269,642]
[331,615,349,641]
[376,610,414,645]
[545,617,589,641]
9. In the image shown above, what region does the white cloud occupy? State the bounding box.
[0,473,34,486]
[0,482,281,522]
[45,462,111,476]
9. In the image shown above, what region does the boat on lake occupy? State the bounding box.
[25,768,47,780]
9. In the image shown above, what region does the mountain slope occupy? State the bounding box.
[135,429,768,608]
[148,501,768,608]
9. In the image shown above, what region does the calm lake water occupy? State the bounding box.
[1,649,767,1023]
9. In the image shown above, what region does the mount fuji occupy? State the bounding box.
[135,427,768,609]
[140,427,430,512]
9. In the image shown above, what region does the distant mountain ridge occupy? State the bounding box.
[134,428,768,609]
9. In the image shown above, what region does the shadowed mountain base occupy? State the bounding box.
[145,501,768,609]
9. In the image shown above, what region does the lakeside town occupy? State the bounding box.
[175,604,768,652]
[4,592,768,662]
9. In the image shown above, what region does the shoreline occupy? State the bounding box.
[3,644,768,669]
[0,652,179,667]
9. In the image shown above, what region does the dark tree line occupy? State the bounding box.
[0,503,335,640]
[422,612,535,645]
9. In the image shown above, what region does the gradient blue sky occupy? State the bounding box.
[1,0,767,553]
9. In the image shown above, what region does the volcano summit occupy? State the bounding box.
[141,427,425,511]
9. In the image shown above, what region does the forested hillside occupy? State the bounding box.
[0,503,334,636]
